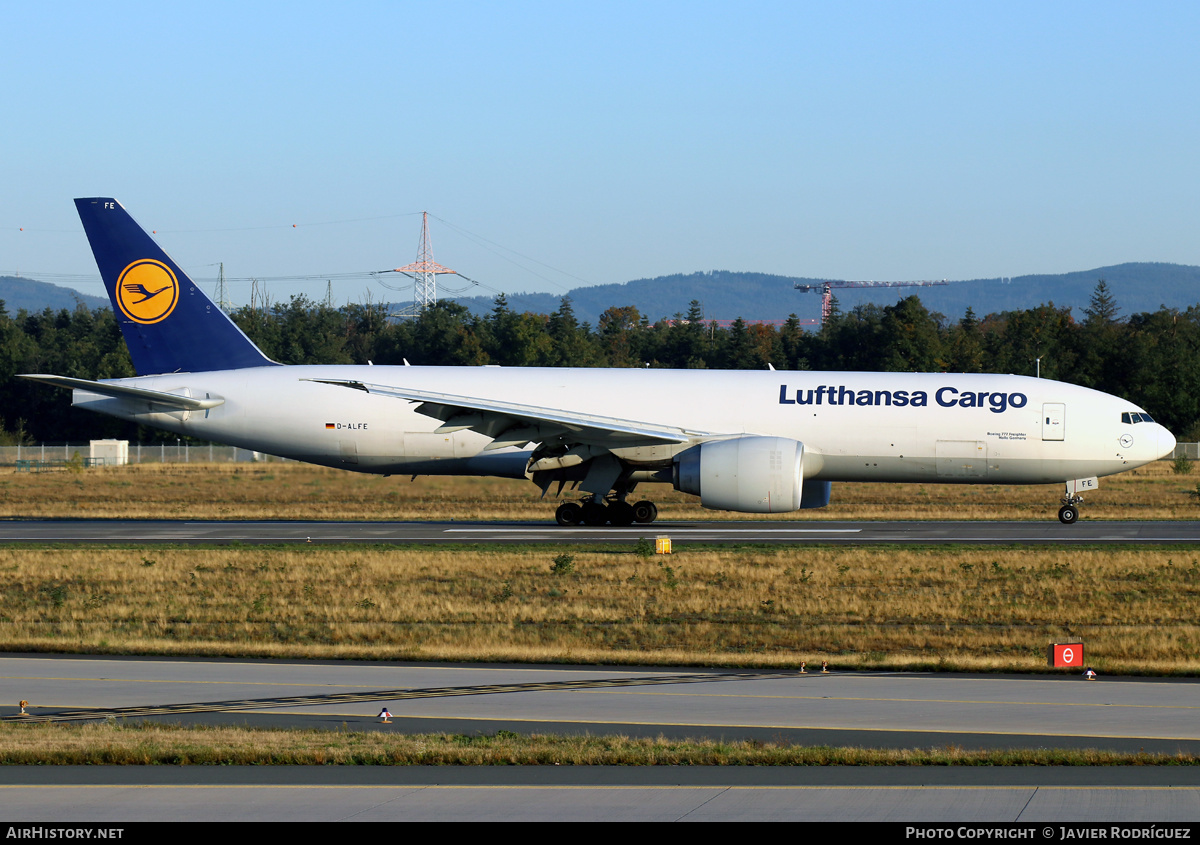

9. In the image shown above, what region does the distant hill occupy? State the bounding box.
[9,262,1200,327]
[0,276,108,314]
[878,262,1200,324]
[441,262,1200,326]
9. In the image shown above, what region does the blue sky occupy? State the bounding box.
[3,1,1199,309]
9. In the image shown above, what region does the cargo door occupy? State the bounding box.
[402,432,456,457]
[1042,403,1065,441]
[935,440,987,478]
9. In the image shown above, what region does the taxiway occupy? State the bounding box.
[3,655,1199,821]
[2,518,1199,545]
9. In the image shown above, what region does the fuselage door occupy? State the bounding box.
[935,440,987,477]
[1042,403,1065,441]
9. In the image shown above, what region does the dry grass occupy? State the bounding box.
[7,464,1194,766]
[4,544,1200,673]
[0,459,1195,521]
[0,721,1192,766]
[2,460,1198,672]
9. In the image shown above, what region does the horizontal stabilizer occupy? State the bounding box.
[18,375,225,411]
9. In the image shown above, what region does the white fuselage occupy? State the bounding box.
[71,366,1175,486]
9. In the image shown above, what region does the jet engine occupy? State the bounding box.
[672,436,810,513]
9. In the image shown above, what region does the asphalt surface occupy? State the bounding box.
[2,517,1199,544]
[4,516,1199,821]
[4,655,1200,820]
[8,655,1199,751]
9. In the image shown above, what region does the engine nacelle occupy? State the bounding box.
[672,436,806,513]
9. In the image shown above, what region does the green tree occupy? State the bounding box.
[947,307,984,372]
[815,302,885,371]
[879,296,946,372]
[716,317,760,369]
[1077,280,1126,394]
[778,314,810,370]
[1083,279,1121,326]
[598,305,644,367]
[983,303,1078,380]
[546,297,597,366]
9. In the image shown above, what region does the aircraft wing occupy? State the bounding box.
[305,378,713,450]
[17,375,225,411]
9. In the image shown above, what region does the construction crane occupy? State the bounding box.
[795,279,949,326]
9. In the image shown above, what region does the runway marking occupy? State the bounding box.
[569,688,1200,710]
[0,668,762,687]
[4,784,1184,791]
[443,528,863,534]
[823,673,1200,693]
[12,701,1197,742]
[0,673,529,692]
[2,670,802,724]
[245,711,1198,742]
[0,674,378,689]
[11,534,1200,545]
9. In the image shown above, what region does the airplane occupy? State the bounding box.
[19,198,1177,526]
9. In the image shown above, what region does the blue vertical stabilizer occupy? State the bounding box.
[75,198,277,375]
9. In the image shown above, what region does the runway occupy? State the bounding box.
[3,655,1200,821]
[4,517,1198,820]
[3,518,1200,545]
[4,766,1200,823]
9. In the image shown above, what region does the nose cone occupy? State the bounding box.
[1159,426,1178,460]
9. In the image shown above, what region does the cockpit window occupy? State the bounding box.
[1122,412,1155,424]
[1141,412,1155,422]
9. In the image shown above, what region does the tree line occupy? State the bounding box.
[2,281,1198,444]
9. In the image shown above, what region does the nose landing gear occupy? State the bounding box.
[1057,478,1097,524]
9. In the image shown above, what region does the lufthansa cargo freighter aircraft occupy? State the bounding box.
[21,199,1177,525]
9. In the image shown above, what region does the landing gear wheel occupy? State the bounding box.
[555,502,582,526]
[632,500,658,524]
[1058,505,1078,525]
[581,501,609,526]
[608,502,636,526]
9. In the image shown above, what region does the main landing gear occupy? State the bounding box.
[555,497,658,526]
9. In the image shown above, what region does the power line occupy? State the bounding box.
[429,214,594,292]
[4,210,582,304]
[152,211,426,234]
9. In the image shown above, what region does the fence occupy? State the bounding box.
[2,442,1196,466]
[0,444,293,466]
[1173,443,1200,460]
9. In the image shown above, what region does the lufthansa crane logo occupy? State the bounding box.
[115,259,180,324]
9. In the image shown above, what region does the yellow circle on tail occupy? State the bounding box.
[116,260,180,324]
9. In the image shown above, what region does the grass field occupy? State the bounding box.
[1,721,1193,767]
[5,542,1199,674]
[2,461,1199,672]
[3,460,1198,766]
[0,458,1197,521]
